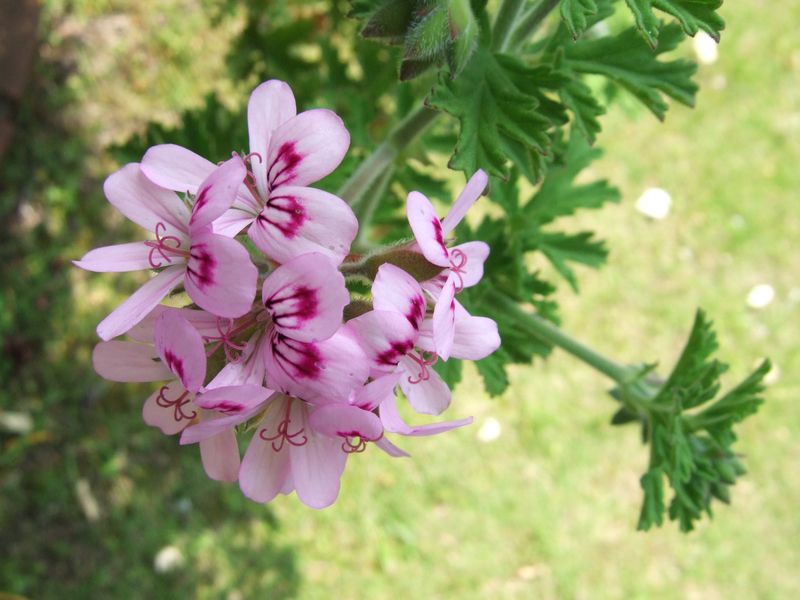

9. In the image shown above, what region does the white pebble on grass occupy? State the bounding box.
[693,31,719,65]
[154,546,185,574]
[747,284,775,309]
[477,417,502,443]
[636,187,671,220]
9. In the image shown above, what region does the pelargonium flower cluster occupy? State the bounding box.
[77,80,500,508]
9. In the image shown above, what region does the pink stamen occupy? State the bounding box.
[203,315,257,362]
[407,351,439,385]
[449,248,468,291]
[340,431,384,454]
[144,222,188,269]
[260,398,308,451]
[155,385,197,422]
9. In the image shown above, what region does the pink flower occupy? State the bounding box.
[406,169,490,293]
[75,156,258,340]
[349,263,500,415]
[93,310,270,481]
[141,80,357,265]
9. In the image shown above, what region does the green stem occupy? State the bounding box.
[337,106,437,208]
[354,165,394,250]
[487,289,634,384]
[508,0,561,49]
[492,0,527,51]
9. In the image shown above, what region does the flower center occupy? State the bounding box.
[407,350,439,385]
[449,248,468,291]
[155,385,197,422]
[144,222,189,269]
[259,398,308,451]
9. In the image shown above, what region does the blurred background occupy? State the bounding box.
[1,1,798,598]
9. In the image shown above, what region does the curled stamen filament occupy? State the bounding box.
[341,431,383,454]
[260,399,308,451]
[144,222,187,269]
[449,248,468,291]
[407,351,439,385]
[156,385,197,422]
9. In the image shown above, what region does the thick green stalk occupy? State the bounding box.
[508,0,561,49]
[354,166,394,250]
[492,0,527,51]
[337,106,437,208]
[487,289,634,384]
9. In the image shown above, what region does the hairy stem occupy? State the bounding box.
[354,165,394,250]
[508,0,561,49]
[492,0,527,51]
[337,106,437,209]
[488,289,634,384]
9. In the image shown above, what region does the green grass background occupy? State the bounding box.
[1,1,798,598]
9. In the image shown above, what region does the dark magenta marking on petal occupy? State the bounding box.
[193,185,210,216]
[376,338,414,366]
[407,294,425,329]
[267,141,303,188]
[270,331,323,381]
[211,400,243,414]
[186,242,217,290]
[432,217,446,252]
[163,350,185,382]
[257,195,306,240]
[264,285,318,328]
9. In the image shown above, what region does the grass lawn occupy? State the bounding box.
[2,1,798,598]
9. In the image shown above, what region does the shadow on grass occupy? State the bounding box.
[0,25,300,600]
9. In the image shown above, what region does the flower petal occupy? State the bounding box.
[190,155,247,231]
[248,80,297,197]
[440,169,488,235]
[184,232,258,318]
[199,417,241,482]
[194,384,272,415]
[96,265,184,341]
[432,275,457,360]
[450,241,489,289]
[352,372,401,411]
[265,327,369,404]
[375,436,410,458]
[104,163,190,237]
[154,311,207,392]
[266,109,349,189]
[380,394,471,436]
[74,242,153,273]
[398,357,451,415]
[347,311,417,371]
[372,263,427,329]
[127,306,223,344]
[248,185,357,265]
[309,403,384,441]
[206,332,268,389]
[181,397,270,445]
[406,191,449,267]
[240,407,291,503]
[450,303,501,361]
[140,144,216,194]
[142,382,198,435]
[92,340,172,382]
[290,402,347,509]
[262,253,349,343]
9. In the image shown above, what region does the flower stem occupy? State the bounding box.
[354,165,394,250]
[492,0,527,51]
[508,0,562,49]
[337,106,438,209]
[487,289,634,384]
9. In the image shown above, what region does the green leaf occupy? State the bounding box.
[434,357,464,388]
[427,47,555,179]
[560,0,600,39]
[635,310,770,532]
[558,76,605,143]
[624,0,724,47]
[533,231,609,291]
[562,23,698,120]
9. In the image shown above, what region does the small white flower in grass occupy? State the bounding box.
[154,545,185,573]
[693,32,719,65]
[747,284,775,309]
[636,188,671,220]
[477,417,501,443]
